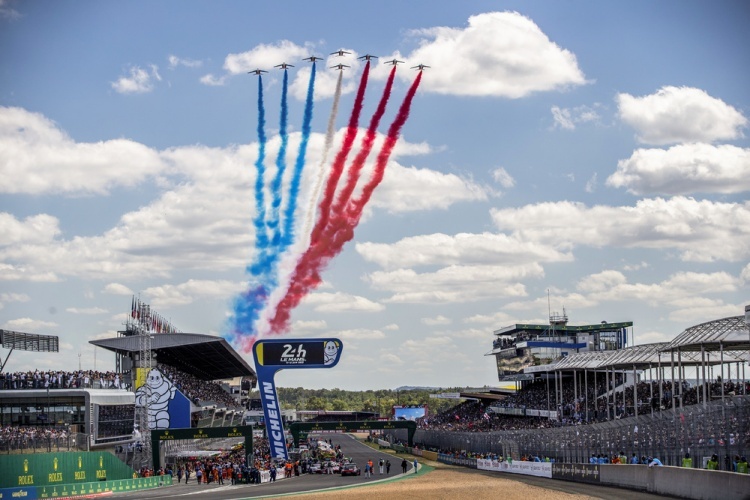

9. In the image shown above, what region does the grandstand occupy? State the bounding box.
[394,305,750,468]
[486,310,633,383]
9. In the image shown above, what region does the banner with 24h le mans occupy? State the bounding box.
[252,338,343,461]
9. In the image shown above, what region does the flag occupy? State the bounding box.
[131,296,136,318]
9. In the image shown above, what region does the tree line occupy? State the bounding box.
[248,386,473,418]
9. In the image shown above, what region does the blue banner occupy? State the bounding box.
[253,339,343,460]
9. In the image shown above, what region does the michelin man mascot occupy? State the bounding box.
[323,340,340,366]
[135,368,176,429]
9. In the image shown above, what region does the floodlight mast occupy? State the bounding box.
[135,304,153,467]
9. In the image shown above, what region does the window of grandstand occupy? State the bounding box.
[95,404,134,441]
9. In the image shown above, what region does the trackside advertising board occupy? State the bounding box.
[253,338,343,461]
[476,459,552,478]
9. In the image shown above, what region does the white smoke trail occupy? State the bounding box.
[302,70,343,242]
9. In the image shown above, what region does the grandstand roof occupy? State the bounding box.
[494,321,633,336]
[524,342,748,373]
[90,333,256,381]
[661,314,750,353]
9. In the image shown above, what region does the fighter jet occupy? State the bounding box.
[411,64,430,70]
[330,64,350,71]
[330,49,351,57]
[303,56,324,62]
[383,59,404,66]
[275,63,294,69]
[358,54,378,61]
[248,69,268,75]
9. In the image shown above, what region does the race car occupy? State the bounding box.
[322,461,341,474]
[341,463,361,476]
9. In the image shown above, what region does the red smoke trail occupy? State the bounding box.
[330,65,396,217]
[308,62,370,246]
[269,71,422,334]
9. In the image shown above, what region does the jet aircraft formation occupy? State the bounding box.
[230,49,426,349]
[245,51,428,74]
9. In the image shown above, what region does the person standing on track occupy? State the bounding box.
[401,458,408,473]
[386,459,391,474]
[379,458,384,474]
[413,458,418,474]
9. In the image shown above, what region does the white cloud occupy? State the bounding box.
[371,162,491,213]
[291,319,327,331]
[617,86,747,145]
[356,232,571,271]
[0,0,20,20]
[329,328,386,340]
[584,172,598,193]
[303,292,384,313]
[606,143,750,195]
[222,40,313,81]
[368,264,542,304]
[421,315,451,326]
[383,323,399,331]
[168,55,203,69]
[741,263,750,284]
[111,65,161,94]
[379,352,404,365]
[66,307,108,315]
[0,107,166,195]
[551,106,574,130]
[397,11,586,97]
[102,283,133,295]
[491,167,515,188]
[0,292,29,303]
[491,197,750,262]
[463,311,515,325]
[2,317,58,331]
[144,279,243,307]
[200,74,228,87]
[576,270,739,303]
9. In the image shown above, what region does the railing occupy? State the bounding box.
[388,395,749,467]
[0,432,91,454]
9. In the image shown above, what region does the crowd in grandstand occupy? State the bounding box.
[0,369,129,390]
[415,375,750,434]
[157,363,242,411]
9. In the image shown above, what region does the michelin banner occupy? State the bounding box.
[476,459,552,478]
[134,367,190,430]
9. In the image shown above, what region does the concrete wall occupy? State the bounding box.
[600,465,750,500]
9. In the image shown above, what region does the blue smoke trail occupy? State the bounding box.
[229,74,270,342]
[252,75,269,253]
[268,69,290,248]
[281,62,316,248]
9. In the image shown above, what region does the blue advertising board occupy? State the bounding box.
[252,339,343,460]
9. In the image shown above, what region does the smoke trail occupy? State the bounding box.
[269,71,422,334]
[344,71,422,219]
[227,75,269,343]
[268,69,290,248]
[303,70,343,242]
[308,62,370,246]
[280,62,316,248]
[331,65,396,217]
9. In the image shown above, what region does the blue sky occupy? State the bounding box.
[1,1,748,390]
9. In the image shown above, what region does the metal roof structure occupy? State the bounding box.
[661,314,750,353]
[525,342,748,373]
[90,333,256,382]
[493,321,633,336]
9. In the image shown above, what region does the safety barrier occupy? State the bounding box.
[0,474,172,499]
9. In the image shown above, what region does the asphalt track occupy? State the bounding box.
[114,434,666,499]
